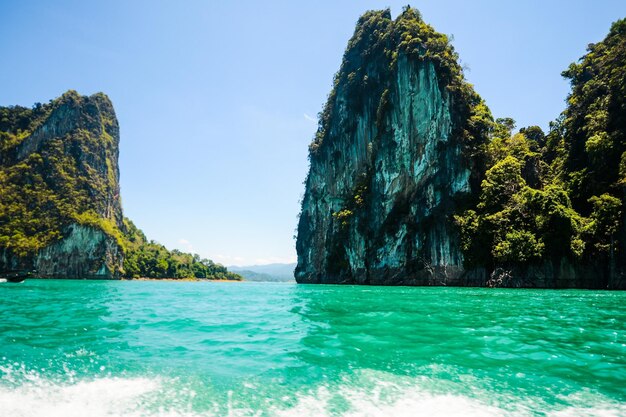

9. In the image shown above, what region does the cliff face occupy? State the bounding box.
[296,9,486,284]
[34,224,123,278]
[0,91,124,278]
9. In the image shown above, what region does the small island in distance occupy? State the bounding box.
[228,263,296,282]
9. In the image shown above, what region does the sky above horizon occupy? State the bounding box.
[1,1,625,266]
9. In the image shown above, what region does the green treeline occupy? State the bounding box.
[122,219,242,280]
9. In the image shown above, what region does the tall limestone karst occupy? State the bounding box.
[0,91,125,278]
[296,8,490,285]
[296,8,625,288]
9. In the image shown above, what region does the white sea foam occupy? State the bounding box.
[0,380,507,417]
[0,369,624,417]
[272,385,510,417]
[0,376,163,417]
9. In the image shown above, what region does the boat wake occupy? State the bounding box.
[0,365,623,417]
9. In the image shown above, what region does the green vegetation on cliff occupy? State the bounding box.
[455,125,587,270]
[298,7,625,288]
[455,18,625,285]
[0,91,241,280]
[297,6,492,284]
[561,19,626,206]
[0,91,123,261]
[308,7,487,161]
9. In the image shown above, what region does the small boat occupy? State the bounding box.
[0,270,33,283]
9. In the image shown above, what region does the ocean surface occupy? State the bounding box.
[0,280,624,417]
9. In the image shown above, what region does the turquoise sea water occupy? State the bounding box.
[0,280,624,416]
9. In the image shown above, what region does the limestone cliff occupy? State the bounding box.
[0,90,124,278]
[296,9,626,288]
[296,9,488,284]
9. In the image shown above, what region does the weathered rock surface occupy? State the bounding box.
[296,10,482,285]
[35,224,123,278]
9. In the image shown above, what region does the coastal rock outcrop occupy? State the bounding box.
[0,91,124,278]
[0,91,243,280]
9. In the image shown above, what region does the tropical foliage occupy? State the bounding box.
[0,92,121,257]
[455,19,626,271]
[122,219,242,280]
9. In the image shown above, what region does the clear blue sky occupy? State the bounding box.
[1,1,625,266]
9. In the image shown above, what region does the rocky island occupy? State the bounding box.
[296,7,625,288]
[0,91,241,280]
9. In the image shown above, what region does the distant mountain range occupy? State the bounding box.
[228,263,296,282]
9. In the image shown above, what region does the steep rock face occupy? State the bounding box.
[0,91,124,278]
[296,9,485,284]
[35,224,123,278]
